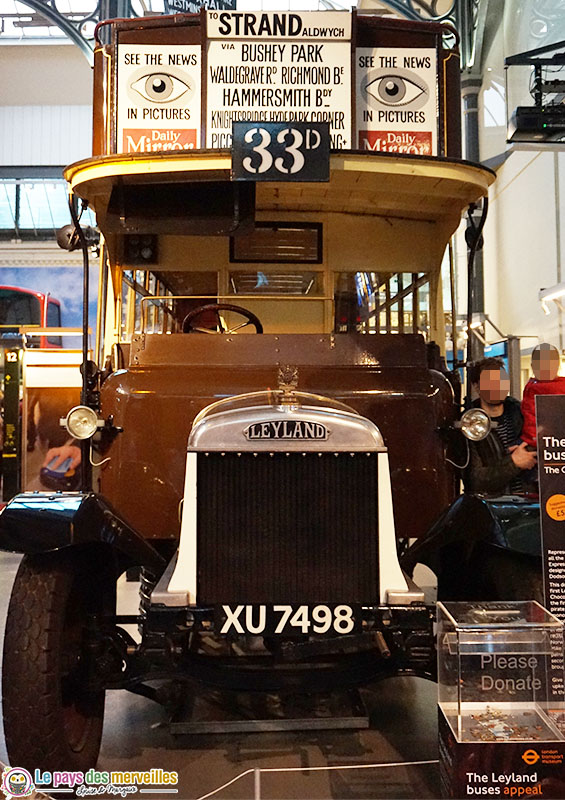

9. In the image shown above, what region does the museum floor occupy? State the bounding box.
[0,553,440,800]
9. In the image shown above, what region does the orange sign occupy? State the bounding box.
[546,493,565,521]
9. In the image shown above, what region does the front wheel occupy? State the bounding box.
[2,550,114,771]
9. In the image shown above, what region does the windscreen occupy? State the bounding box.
[0,289,41,326]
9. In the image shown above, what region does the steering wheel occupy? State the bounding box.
[182,303,264,334]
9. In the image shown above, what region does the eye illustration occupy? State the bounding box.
[131,72,191,103]
[363,68,429,109]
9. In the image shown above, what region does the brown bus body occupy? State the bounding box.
[0,12,501,774]
[100,333,457,541]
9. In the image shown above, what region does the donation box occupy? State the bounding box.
[437,601,565,799]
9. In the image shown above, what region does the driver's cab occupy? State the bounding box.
[106,219,437,357]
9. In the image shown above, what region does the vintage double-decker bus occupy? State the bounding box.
[0,10,500,772]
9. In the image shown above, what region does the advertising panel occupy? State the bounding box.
[116,44,202,154]
[356,47,438,155]
[206,11,351,149]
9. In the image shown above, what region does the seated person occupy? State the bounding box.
[521,343,565,448]
[464,357,536,495]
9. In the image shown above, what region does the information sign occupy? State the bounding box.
[536,394,565,709]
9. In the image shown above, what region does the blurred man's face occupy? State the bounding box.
[532,347,560,381]
[477,368,510,406]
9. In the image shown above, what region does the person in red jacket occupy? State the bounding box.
[521,343,565,447]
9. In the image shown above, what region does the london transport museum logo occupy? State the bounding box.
[0,767,179,798]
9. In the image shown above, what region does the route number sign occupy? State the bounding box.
[231,121,330,182]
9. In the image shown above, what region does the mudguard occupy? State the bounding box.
[400,493,542,601]
[0,492,165,570]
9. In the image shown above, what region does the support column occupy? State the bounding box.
[461,76,481,163]
[462,76,485,362]
[99,0,131,19]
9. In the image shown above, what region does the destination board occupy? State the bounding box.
[206,11,352,149]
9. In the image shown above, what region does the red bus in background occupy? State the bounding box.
[0,286,62,347]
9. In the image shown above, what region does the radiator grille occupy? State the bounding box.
[197,452,379,604]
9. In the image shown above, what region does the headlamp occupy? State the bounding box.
[64,406,99,440]
[459,408,491,442]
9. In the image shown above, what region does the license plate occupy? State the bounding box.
[215,604,361,636]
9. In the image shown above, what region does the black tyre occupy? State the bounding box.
[3,550,114,772]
